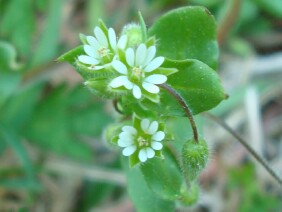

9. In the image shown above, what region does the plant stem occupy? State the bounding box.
[158,83,199,143]
[167,144,192,189]
[205,112,282,186]
[217,0,241,46]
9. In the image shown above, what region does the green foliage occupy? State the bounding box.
[253,0,282,18]
[228,164,282,211]
[143,59,226,115]
[24,85,113,161]
[0,127,39,191]
[122,157,175,212]
[141,149,183,200]
[59,6,225,210]
[0,0,35,57]
[149,6,219,69]
[0,42,21,107]
[31,0,63,67]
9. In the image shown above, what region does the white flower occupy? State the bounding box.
[78,26,127,70]
[117,119,165,163]
[109,43,167,99]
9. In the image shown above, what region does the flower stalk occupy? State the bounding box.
[158,83,199,143]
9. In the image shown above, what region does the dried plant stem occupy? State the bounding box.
[217,0,241,46]
[205,112,282,186]
[158,83,199,143]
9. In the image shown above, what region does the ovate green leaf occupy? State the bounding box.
[140,149,183,200]
[149,6,219,69]
[122,157,175,212]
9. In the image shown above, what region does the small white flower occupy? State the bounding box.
[117,119,165,163]
[78,26,127,70]
[109,43,167,99]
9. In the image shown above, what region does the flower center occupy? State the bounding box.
[137,136,149,147]
[98,47,109,57]
[130,66,144,83]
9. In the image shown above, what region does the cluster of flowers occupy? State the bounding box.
[77,24,175,165]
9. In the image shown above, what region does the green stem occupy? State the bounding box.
[205,112,282,186]
[167,144,192,189]
[158,83,199,143]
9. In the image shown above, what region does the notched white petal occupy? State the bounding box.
[146,147,155,158]
[112,60,128,74]
[118,138,134,147]
[138,149,148,162]
[109,76,130,88]
[151,141,163,150]
[84,45,99,58]
[108,28,117,50]
[86,36,99,49]
[144,57,164,72]
[117,35,127,49]
[123,79,134,90]
[142,82,160,94]
[152,131,165,141]
[122,126,137,135]
[126,48,134,67]
[141,119,150,132]
[132,85,141,99]
[135,43,147,66]
[123,145,137,156]
[78,55,99,65]
[144,46,156,66]
[145,74,167,84]
[148,121,158,135]
[94,26,108,47]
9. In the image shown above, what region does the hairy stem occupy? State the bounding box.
[158,83,199,143]
[205,112,282,186]
[167,144,192,189]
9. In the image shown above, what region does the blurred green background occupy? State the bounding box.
[0,0,282,211]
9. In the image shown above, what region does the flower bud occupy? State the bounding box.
[121,23,142,48]
[182,138,208,181]
[179,181,199,206]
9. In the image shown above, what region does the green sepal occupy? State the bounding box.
[98,19,109,35]
[138,11,147,42]
[153,67,178,76]
[79,34,87,44]
[145,36,156,47]
[85,78,128,99]
[57,46,83,64]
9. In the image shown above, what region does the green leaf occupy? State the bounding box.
[149,6,219,69]
[140,149,183,200]
[0,41,21,107]
[0,82,43,132]
[24,85,112,160]
[0,127,37,186]
[253,0,282,18]
[31,0,64,67]
[142,59,226,116]
[122,157,175,212]
[0,0,35,57]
